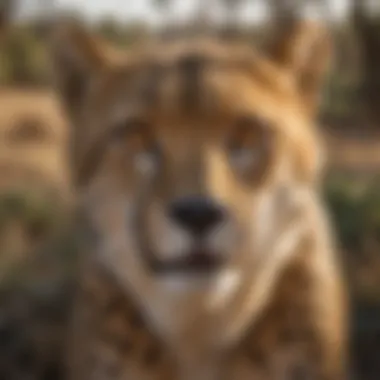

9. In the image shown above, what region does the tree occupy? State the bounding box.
[152,0,172,9]
[97,17,121,43]
[219,0,245,37]
[192,0,214,35]
[0,0,15,33]
[152,0,174,36]
[152,0,173,21]
[37,0,55,22]
[265,0,329,28]
[350,0,380,124]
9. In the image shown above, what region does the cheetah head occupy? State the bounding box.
[52,22,331,291]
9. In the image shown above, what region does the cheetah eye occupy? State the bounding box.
[108,119,161,176]
[123,131,160,176]
[133,144,160,176]
[227,116,273,174]
[230,146,261,172]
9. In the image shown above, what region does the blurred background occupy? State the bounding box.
[0,0,380,379]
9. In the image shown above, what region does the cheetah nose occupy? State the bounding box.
[168,196,225,237]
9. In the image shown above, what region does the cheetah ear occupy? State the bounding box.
[267,20,332,117]
[50,21,109,121]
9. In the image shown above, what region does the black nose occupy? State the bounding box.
[168,197,225,236]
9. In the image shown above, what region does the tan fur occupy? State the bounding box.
[51,20,348,380]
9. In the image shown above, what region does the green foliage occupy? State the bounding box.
[95,19,150,47]
[0,26,49,86]
[324,174,380,253]
[0,187,74,288]
[0,189,57,228]
[0,20,151,87]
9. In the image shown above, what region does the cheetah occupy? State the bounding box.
[50,20,348,380]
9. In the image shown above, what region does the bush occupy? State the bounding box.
[324,175,380,254]
[0,26,49,86]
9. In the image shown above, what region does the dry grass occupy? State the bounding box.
[0,88,70,196]
[325,131,380,174]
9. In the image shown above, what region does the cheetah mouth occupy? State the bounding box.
[147,248,225,275]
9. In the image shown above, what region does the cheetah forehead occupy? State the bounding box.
[88,38,295,122]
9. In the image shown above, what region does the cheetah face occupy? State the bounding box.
[52,22,330,283]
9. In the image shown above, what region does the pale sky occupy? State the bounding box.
[21,0,351,26]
